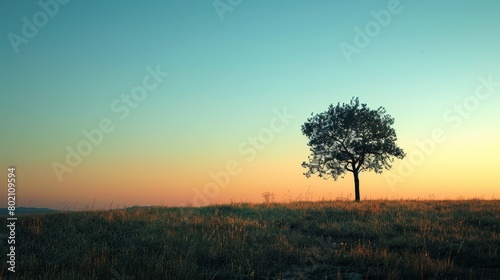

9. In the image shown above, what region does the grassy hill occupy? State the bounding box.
[0,207,57,216]
[1,200,499,279]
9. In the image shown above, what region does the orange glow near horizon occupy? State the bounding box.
[7,138,499,211]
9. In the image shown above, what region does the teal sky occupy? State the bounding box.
[1,1,499,209]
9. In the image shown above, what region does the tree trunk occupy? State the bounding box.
[353,171,360,202]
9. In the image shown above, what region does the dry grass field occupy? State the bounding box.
[1,200,499,279]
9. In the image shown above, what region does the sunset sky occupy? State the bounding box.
[1,0,499,210]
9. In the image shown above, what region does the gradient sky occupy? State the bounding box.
[1,0,499,210]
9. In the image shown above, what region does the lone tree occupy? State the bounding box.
[301,97,405,201]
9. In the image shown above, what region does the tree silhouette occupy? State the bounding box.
[301,97,405,201]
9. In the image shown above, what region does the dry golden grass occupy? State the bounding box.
[1,199,499,279]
